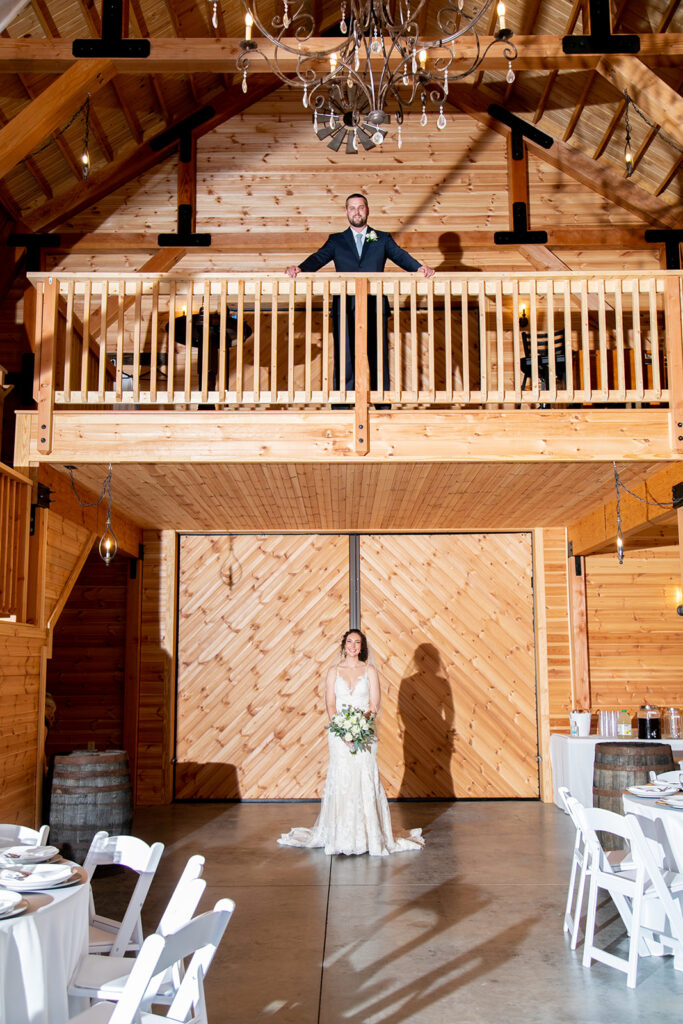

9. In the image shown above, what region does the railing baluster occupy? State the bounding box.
[376,278,384,403]
[392,280,400,402]
[150,281,159,402]
[339,279,347,404]
[80,279,91,399]
[168,282,177,403]
[115,279,125,403]
[494,279,503,402]
[98,283,108,401]
[427,279,435,402]
[236,279,245,403]
[579,279,591,403]
[410,280,418,400]
[253,279,261,403]
[304,277,312,403]
[200,280,210,403]
[270,279,278,403]
[529,285,538,401]
[322,279,330,403]
[218,278,227,402]
[563,281,573,403]
[461,282,470,403]
[287,277,295,403]
[511,279,521,404]
[596,279,608,400]
[478,280,487,402]
[63,280,74,401]
[444,279,452,405]
[183,282,193,403]
[132,280,142,403]
[649,278,661,399]
[632,281,643,401]
[614,279,626,401]
[546,282,556,403]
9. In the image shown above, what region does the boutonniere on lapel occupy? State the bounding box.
[366,230,378,242]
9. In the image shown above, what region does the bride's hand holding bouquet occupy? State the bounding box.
[327,705,376,754]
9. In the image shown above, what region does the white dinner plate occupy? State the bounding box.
[0,863,77,890]
[0,891,23,915]
[627,783,679,798]
[0,845,59,865]
[0,897,28,919]
[662,795,683,809]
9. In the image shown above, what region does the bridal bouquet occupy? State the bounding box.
[327,705,376,754]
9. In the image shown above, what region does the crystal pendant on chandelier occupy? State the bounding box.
[242,69,248,93]
[506,61,515,84]
[340,0,347,33]
[437,106,447,130]
[372,130,384,145]
[283,0,290,28]
[211,0,218,28]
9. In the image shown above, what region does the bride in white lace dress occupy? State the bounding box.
[278,629,424,857]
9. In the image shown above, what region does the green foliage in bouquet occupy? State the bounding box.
[327,705,376,754]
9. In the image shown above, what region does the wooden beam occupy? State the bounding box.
[448,84,683,230]
[568,462,683,556]
[567,554,591,711]
[0,34,682,74]
[30,226,660,254]
[26,75,281,233]
[596,54,683,152]
[532,529,553,803]
[0,59,115,182]
[15,408,674,465]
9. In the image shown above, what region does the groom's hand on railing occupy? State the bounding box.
[285,266,301,278]
[417,265,435,278]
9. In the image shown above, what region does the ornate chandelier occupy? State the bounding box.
[231,1,518,153]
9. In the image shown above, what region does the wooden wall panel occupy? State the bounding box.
[0,622,46,826]
[137,529,176,805]
[541,528,574,735]
[585,546,683,717]
[44,510,95,627]
[175,534,349,800]
[46,549,128,758]
[360,534,539,798]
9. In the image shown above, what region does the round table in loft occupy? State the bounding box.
[0,874,89,1024]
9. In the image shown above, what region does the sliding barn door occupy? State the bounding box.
[361,534,538,798]
[175,534,348,799]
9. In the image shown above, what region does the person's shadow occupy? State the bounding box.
[435,232,481,273]
[397,644,455,798]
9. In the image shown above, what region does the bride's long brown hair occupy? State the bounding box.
[340,629,368,662]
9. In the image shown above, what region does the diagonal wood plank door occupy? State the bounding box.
[175,533,348,799]
[361,534,539,798]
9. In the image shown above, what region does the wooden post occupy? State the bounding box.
[354,277,369,456]
[532,530,553,802]
[567,553,591,711]
[664,277,683,454]
[36,277,58,455]
[123,557,142,805]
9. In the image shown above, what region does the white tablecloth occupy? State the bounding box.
[0,877,89,1024]
[623,792,683,873]
[550,734,683,810]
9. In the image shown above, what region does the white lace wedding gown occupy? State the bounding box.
[277,669,424,856]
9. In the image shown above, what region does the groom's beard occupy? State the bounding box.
[347,212,368,228]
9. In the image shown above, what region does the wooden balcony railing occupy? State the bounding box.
[0,463,31,621]
[28,271,683,452]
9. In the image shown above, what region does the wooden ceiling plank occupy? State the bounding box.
[447,83,683,230]
[128,0,171,122]
[656,152,683,196]
[531,0,589,123]
[26,74,282,232]
[0,102,52,198]
[0,58,115,183]
[160,0,203,109]
[562,0,629,144]
[596,55,683,152]
[656,0,681,34]
[75,0,143,144]
[593,96,626,160]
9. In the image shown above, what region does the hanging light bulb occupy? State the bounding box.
[616,532,624,565]
[81,94,91,181]
[418,48,427,68]
[624,93,634,177]
[81,147,90,179]
[99,520,118,566]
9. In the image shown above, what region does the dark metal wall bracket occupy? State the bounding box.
[562,0,640,54]
[73,0,150,58]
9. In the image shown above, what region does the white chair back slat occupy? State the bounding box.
[0,824,49,846]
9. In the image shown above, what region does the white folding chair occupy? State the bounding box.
[581,807,683,987]
[69,856,205,1004]
[66,899,235,1024]
[627,813,683,971]
[84,831,165,956]
[0,823,49,846]
[559,788,630,950]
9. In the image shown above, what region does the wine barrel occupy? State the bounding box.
[49,750,133,863]
[593,741,676,849]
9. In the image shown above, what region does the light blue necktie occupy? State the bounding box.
[355,232,363,259]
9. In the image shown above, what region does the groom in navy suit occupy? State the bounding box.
[286,194,434,402]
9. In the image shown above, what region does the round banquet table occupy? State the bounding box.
[0,871,89,1024]
[622,792,683,874]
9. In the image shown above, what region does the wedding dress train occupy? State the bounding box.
[278,670,424,857]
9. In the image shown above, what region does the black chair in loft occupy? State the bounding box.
[520,329,567,398]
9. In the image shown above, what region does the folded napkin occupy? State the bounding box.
[0,891,22,912]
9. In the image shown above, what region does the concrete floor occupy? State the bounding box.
[91,800,683,1024]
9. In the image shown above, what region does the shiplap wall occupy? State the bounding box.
[585,546,683,717]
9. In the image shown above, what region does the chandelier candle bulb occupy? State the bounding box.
[497,2,506,31]
[419,48,427,67]
[245,10,253,41]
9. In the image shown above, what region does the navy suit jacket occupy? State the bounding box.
[299,227,421,274]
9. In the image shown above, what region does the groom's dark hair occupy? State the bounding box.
[345,193,368,207]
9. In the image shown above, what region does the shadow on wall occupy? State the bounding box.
[174,763,242,801]
[398,643,455,799]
